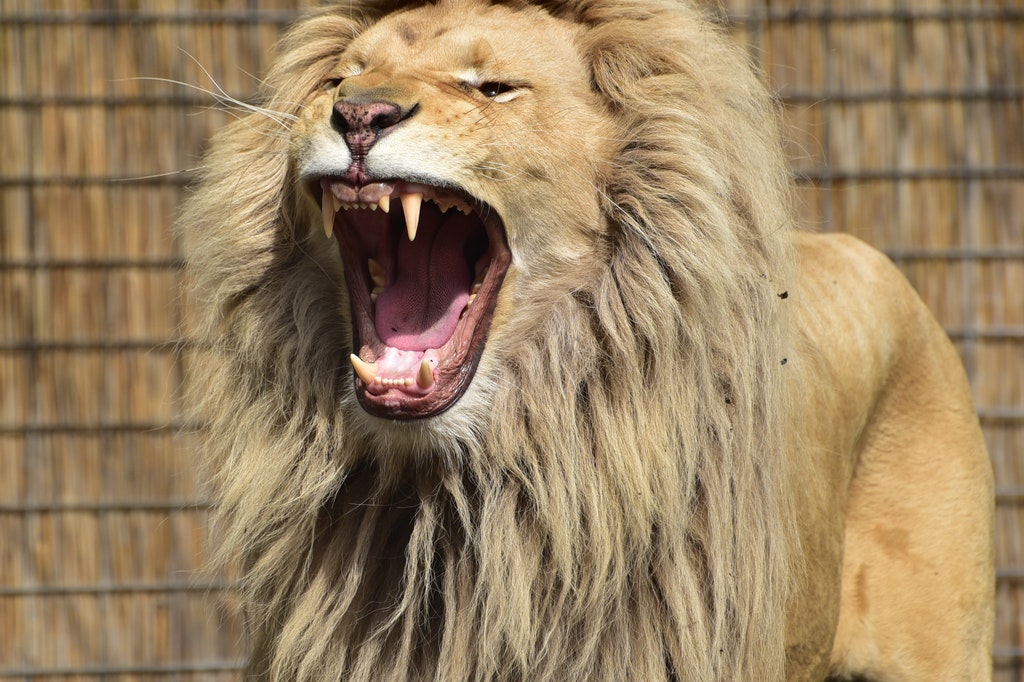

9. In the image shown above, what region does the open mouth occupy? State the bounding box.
[315,178,511,419]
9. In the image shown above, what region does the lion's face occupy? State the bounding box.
[292,1,612,421]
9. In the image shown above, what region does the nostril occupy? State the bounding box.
[332,100,408,137]
[330,99,417,158]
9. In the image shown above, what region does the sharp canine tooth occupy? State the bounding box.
[378,195,390,213]
[401,193,422,242]
[349,354,378,385]
[417,359,434,389]
[321,192,334,239]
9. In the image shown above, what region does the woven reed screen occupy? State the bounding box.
[1,1,1021,679]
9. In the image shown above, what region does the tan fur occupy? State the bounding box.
[178,1,994,679]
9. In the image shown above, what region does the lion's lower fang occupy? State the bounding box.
[417,359,434,389]
[349,354,378,384]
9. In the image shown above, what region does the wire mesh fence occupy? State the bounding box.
[1,0,1021,679]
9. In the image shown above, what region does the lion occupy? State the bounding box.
[177,0,995,679]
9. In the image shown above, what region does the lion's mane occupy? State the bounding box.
[179,1,798,679]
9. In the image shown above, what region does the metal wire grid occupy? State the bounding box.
[0,3,1021,678]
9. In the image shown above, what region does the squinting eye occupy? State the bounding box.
[477,81,514,98]
[321,77,343,92]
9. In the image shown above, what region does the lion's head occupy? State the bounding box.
[180,0,797,678]
[291,2,611,422]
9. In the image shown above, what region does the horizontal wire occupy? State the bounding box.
[781,88,1024,104]
[0,500,214,513]
[3,7,1022,26]
[996,488,1024,502]
[0,340,187,352]
[0,661,245,678]
[0,258,183,270]
[0,422,198,435]
[994,647,1024,664]
[0,174,191,187]
[978,409,1024,424]
[0,582,232,596]
[0,94,242,107]
[728,8,1024,22]
[885,248,1024,261]
[794,167,1024,183]
[944,328,1024,341]
[0,10,300,25]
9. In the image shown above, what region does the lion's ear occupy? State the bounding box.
[577,15,687,107]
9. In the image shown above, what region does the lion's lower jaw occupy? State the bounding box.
[345,363,499,460]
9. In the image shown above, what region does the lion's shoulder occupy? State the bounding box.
[794,231,933,344]
[792,230,973,430]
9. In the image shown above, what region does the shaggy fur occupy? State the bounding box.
[179,1,992,680]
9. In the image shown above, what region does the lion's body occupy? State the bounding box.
[785,232,994,679]
[179,1,994,679]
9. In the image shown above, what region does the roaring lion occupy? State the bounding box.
[178,0,995,679]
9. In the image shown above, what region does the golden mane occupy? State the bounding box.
[179,1,798,679]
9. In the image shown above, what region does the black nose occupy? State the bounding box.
[331,99,415,155]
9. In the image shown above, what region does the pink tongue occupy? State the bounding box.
[375,218,471,350]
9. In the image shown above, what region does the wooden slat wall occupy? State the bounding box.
[1,1,1020,679]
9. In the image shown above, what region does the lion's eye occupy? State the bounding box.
[477,81,514,99]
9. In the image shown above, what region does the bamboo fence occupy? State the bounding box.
[1,0,1021,679]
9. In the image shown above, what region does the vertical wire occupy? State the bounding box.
[893,0,907,256]
[96,10,115,675]
[960,0,979,391]
[19,6,40,679]
[821,3,834,233]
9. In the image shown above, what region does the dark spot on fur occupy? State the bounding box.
[778,290,788,299]
[780,358,788,365]
[398,22,417,45]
